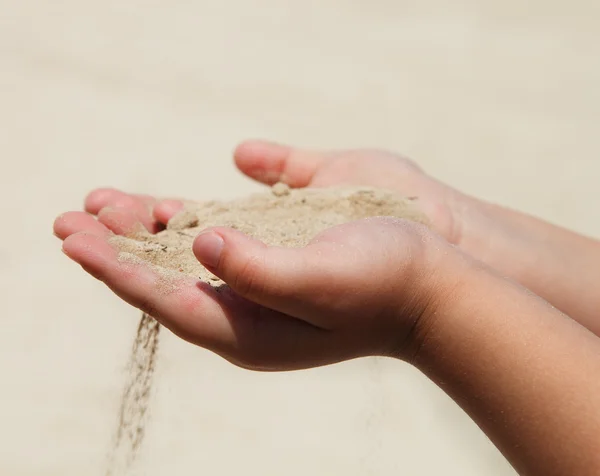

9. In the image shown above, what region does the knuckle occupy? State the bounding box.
[113,195,138,209]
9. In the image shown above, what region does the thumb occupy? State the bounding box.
[193,227,334,327]
[234,140,329,188]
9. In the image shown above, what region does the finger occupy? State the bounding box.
[84,188,121,214]
[84,188,154,214]
[97,207,147,236]
[234,140,330,188]
[153,199,184,225]
[54,211,111,240]
[62,232,336,370]
[84,188,160,233]
[193,227,338,328]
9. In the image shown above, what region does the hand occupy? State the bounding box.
[54,202,464,370]
[234,140,463,245]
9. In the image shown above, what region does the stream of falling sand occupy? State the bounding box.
[106,313,161,475]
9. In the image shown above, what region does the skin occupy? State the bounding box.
[230,140,600,336]
[54,140,600,475]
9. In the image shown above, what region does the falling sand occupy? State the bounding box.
[105,184,427,474]
[106,313,161,476]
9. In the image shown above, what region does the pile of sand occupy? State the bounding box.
[110,184,427,285]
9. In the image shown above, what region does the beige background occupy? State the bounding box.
[1,1,599,475]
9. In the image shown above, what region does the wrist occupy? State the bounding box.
[451,196,535,283]
[399,248,600,476]
[395,241,476,364]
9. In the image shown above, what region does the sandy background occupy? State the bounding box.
[1,1,599,475]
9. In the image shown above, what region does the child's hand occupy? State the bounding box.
[234,140,461,243]
[54,207,463,370]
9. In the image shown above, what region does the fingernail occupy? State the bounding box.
[195,232,224,268]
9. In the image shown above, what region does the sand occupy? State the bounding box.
[106,314,161,476]
[109,184,428,285]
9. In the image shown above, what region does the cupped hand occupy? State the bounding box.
[233,140,466,245]
[54,197,461,370]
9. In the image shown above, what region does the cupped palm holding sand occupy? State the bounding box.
[55,140,600,475]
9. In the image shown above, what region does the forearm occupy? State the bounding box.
[412,264,600,476]
[459,196,600,336]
